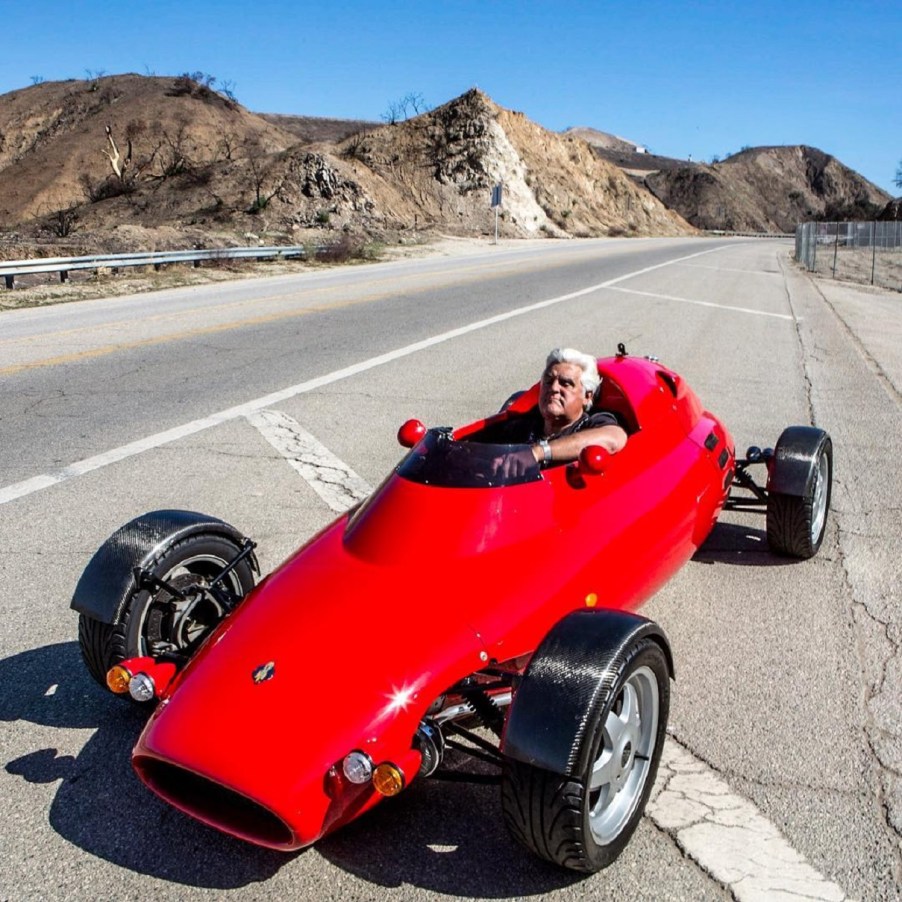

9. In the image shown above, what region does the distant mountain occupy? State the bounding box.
[560,127,640,154]
[258,113,377,145]
[643,146,891,233]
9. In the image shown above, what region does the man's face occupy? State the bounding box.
[539,362,589,424]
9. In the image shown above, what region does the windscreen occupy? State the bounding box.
[397,429,542,488]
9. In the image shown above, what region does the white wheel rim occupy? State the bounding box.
[588,665,659,844]
[810,452,829,544]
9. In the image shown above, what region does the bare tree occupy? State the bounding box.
[381,92,429,124]
[895,159,901,190]
[404,92,429,115]
[219,79,238,102]
[145,117,199,178]
[216,132,242,161]
[243,137,282,213]
[50,207,78,237]
[103,125,132,180]
[381,100,403,125]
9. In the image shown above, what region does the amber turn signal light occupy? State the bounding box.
[106,664,132,694]
[372,762,405,797]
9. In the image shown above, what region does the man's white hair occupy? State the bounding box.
[544,347,600,395]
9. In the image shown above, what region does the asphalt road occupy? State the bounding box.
[1,237,899,901]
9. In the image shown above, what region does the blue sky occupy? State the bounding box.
[4,0,900,194]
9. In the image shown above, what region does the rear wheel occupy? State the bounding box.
[767,434,832,559]
[78,534,255,689]
[501,638,669,872]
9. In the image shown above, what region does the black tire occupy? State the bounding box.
[766,435,832,559]
[78,534,256,689]
[501,638,669,872]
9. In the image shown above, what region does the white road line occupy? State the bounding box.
[674,262,784,277]
[0,244,734,507]
[608,286,794,320]
[649,741,849,901]
[247,410,371,512]
[247,411,850,901]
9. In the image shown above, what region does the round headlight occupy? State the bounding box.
[128,672,156,703]
[342,751,373,785]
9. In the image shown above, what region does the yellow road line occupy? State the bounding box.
[0,246,613,349]
[0,296,382,376]
[1,251,603,376]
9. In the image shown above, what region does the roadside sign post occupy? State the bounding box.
[491,184,503,244]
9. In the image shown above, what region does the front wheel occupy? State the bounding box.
[78,533,256,689]
[501,638,669,872]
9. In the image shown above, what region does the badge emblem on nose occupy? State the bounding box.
[252,661,275,684]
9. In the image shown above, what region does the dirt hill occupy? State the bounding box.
[642,146,891,233]
[0,76,692,256]
[0,75,888,258]
[0,75,297,228]
[327,90,693,239]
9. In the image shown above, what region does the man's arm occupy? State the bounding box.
[531,424,628,465]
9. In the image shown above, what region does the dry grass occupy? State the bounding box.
[810,246,902,293]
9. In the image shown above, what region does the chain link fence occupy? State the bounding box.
[795,221,902,291]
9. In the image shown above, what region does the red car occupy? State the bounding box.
[71,348,832,872]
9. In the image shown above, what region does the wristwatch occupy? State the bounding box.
[538,439,552,465]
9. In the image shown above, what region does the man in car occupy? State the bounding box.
[493,348,628,466]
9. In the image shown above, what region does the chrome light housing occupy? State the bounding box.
[342,751,374,785]
[128,672,156,703]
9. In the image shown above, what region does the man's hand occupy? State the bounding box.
[493,447,539,479]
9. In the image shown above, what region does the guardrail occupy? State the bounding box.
[703,230,794,239]
[0,245,310,289]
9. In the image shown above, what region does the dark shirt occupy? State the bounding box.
[483,409,620,445]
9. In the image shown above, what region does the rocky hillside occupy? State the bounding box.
[0,74,889,257]
[643,146,891,233]
[0,76,297,225]
[0,76,692,256]
[329,90,692,238]
[878,198,901,221]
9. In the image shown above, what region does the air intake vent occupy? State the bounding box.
[656,370,679,398]
[134,756,293,847]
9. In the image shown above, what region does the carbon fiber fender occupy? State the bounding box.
[767,426,831,497]
[501,609,674,776]
[71,510,258,624]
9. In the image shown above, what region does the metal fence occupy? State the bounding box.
[795,221,902,291]
[0,245,311,289]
